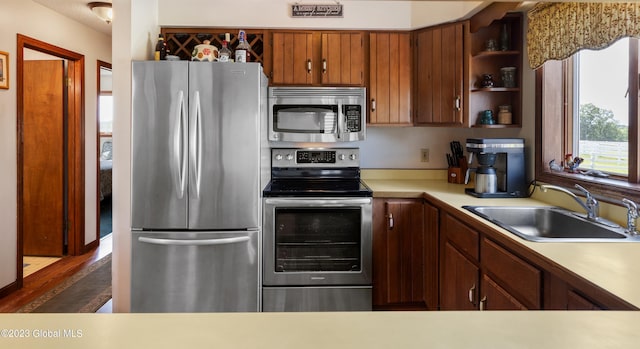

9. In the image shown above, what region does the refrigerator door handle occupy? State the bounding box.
[138,236,250,246]
[173,90,187,198]
[190,91,203,198]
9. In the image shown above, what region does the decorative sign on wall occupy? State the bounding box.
[291,4,343,18]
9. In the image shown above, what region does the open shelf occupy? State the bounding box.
[467,13,523,128]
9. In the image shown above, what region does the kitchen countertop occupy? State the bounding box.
[1,312,640,348]
[363,174,640,309]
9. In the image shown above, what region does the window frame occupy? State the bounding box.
[535,38,640,203]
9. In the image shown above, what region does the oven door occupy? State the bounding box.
[263,197,372,286]
[269,104,341,142]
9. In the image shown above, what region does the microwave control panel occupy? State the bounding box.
[344,105,362,132]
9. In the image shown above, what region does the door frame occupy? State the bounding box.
[16,34,86,288]
[96,60,111,242]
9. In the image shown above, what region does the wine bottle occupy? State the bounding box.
[154,34,167,60]
[235,30,251,63]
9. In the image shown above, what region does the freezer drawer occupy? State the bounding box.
[262,286,372,312]
[131,230,260,312]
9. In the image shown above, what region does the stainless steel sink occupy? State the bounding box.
[462,206,640,242]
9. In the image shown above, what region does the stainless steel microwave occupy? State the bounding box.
[268,87,366,142]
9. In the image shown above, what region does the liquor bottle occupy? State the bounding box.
[154,34,167,60]
[235,30,251,63]
[218,40,232,62]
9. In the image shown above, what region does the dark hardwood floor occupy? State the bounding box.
[0,234,112,313]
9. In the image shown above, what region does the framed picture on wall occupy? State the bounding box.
[0,51,8,89]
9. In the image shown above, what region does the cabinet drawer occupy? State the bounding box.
[442,213,479,261]
[481,238,541,309]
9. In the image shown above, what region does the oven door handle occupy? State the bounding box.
[264,198,372,206]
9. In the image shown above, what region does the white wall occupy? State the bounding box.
[113,0,536,312]
[0,0,111,292]
[159,0,484,30]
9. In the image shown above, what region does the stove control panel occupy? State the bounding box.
[271,148,360,168]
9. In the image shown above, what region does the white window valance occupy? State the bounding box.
[527,2,640,69]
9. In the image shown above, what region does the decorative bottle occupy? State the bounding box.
[235,30,251,63]
[500,23,510,51]
[154,34,167,60]
[218,40,232,62]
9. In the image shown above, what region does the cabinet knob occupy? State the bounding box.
[322,59,327,74]
[371,99,376,112]
[479,296,487,311]
[307,59,312,73]
[387,213,394,229]
[455,95,461,111]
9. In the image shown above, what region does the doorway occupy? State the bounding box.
[16,34,85,288]
[97,61,113,240]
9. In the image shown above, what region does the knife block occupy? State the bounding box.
[447,157,467,184]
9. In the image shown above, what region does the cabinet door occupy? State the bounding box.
[271,32,314,85]
[321,32,364,85]
[480,274,527,310]
[372,199,425,308]
[440,241,479,310]
[369,32,412,125]
[414,22,464,125]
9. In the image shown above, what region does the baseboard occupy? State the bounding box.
[83,239,99,254]
[0,280,19,299]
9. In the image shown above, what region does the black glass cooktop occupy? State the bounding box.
[263,179,372,197]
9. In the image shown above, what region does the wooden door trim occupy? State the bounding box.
[95,60,111,245]
[16,34,86,290]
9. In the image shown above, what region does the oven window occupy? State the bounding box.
[274,207,361,272]
[273,105,338,133]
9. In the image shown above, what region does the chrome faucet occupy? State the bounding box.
[539,184,600,221]
[622,198,639,235]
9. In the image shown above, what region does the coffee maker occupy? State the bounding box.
[464,138,528,198]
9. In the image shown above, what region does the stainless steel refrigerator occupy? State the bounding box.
[130,61,268,312]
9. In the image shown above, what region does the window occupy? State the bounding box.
[573,38,629,177]
[536,38,640,201]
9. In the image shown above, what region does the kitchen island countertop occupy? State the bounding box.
[363,175,640,309]
[1,312,639,348]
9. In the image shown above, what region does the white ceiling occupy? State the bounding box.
[33,0,112,36]
[29,0,532,37]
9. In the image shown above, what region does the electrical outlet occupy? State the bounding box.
[421,148,429,162]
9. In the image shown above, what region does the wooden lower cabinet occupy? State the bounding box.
[374,198,636,312]
[372,198,431,310]
[440,241,478,310]
[439,212,541,310]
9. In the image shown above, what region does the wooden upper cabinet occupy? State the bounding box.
[271,31,315,85]
[270,31,364,86]
[321,32,364,85]
[414,22,465,126]
[368,32,412,125]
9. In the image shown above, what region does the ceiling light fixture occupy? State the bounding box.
[88,2,112,24]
